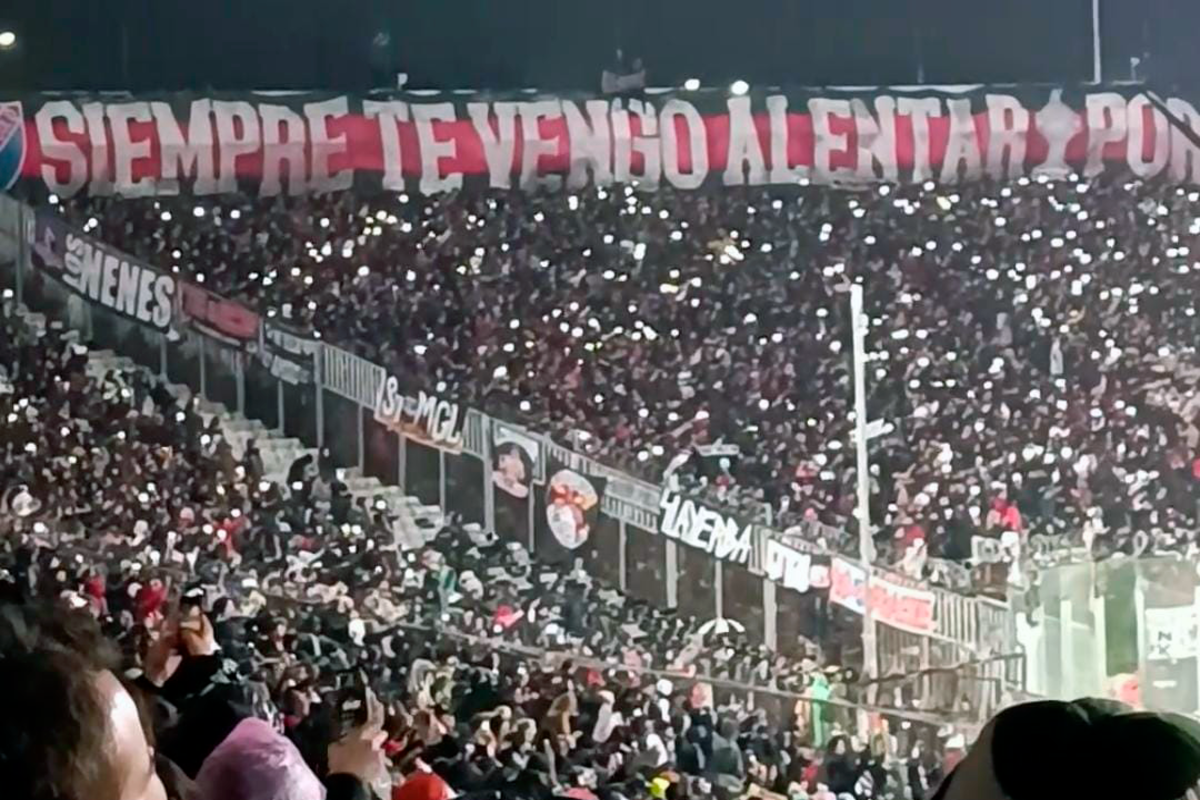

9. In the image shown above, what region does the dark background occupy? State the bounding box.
[0,0,1190,92]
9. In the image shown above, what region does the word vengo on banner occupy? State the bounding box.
[828,557,936,635]
[11,86,1200,198]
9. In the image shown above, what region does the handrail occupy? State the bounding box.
[48,532,967,731]
[265,591,970,730]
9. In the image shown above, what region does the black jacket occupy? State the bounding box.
[325,773,372,800]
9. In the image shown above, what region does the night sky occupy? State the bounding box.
[0,0,1189,93]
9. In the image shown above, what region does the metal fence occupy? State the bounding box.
[46,524,960,767]
[0,195,1022,700]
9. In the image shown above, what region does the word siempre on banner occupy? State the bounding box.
[657,490,753,565]
[374,377,465,451]
[28,211,175,330]
[9,86,1200,198]
[828,558,937,635]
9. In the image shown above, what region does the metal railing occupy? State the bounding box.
[1,194,1023,695]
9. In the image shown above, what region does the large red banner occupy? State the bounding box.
[1,85,1197,198]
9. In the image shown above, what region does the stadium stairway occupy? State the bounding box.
[13,305,439,548]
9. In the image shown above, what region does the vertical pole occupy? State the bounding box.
[1193,584,1200,715]
[235,356,246,416]
[198,335,208,401]
[1092,0,1103,84]
[850,284,878,685]
[398,434,407,495]
[314,349,325,450]
[714,560,724,620]
[358,405,367,473]
[1061,596,1076,698]
[618,519,628,592]
[665,540,678,608]
[439,448,447,512]
[1134,564,1147,705]
[482,418,496,533]
[14,203,25,306]
[1091,573,1108,699]
[527,490,535,552]
[920,635,932,708]
[159,336,168,380]
[276,380,285,435]
[763,576,777,652]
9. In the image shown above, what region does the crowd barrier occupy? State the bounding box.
[33,498,973,759]
[65,533,971,752]
[0,194,1022,691]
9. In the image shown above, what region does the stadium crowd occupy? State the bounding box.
[59,172,1200,567]
[0,306,941,800]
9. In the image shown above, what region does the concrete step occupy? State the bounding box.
[258,437,302,451]
[198,398,228,416]
[79,339,442,551]
[223,416,267,435]
[345,476,383,493]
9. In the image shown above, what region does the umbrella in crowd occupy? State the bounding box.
[695,618,747,639]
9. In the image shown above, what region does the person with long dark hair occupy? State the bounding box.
[493,441,533,499]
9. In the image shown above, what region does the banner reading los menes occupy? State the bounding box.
[4,85,1200,198]
[28,209,176,330]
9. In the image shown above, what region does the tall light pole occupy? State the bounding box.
[850,284,878,685]
[1091,0,1103,83]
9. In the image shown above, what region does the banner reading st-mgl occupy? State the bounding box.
[2,85,1199,197]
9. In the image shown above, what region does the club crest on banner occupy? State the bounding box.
[0,102,25,192]
[545,469,601,550]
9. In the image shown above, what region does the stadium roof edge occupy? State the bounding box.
[23,79,1153,98]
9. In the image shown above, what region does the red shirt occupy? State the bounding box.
[394,773,450,800]
[898,524,925,551]
[991,499,1024,533]
[135,582,167,622]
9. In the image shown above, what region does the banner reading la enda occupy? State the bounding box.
[7,85,1200,198]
